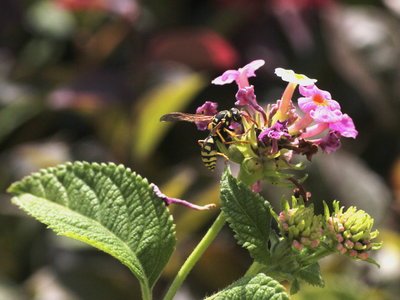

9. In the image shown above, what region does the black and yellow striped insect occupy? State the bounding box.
[160,108,242,170]
[197,135,219,170]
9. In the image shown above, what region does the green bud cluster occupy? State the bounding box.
[324,201,382,260]
[278,201,323,250]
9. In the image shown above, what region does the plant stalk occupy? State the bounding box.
[162,212,226,300]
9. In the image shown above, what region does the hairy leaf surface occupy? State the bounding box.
[296,263,325,288]
[8,162,176,290]
[220,169,272,264]
[205,273,289,300]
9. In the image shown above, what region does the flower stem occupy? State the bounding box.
[288,113,314,135]
[272,82,297,123]
[300,247,333,265]
[162,212,226,300]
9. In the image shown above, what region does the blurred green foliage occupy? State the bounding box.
[0,0,399,299]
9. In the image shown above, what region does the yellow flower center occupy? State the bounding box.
[295,74,306,80]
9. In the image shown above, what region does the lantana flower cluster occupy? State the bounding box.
[194,60,359,188]
[276,198,382,261]
[157,59,381,262]
[197,59,380,261]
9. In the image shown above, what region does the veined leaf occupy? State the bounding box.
[220,169,272,264]
[205,273,289,300]
[8,162,176,294]
[296,263,325,288]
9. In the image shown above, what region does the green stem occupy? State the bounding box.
[244,261,264,277]
[300,247,333,265]
[163,212,226,300]
[140,281,152,300]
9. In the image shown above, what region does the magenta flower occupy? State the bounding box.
[195,101,218,131]
[299,113,358,140]
[258,121,290,143]
[298,84,342,123]
[329,114,358,139]
[258,121,290,154]
[151,184,216,210]
[290,84,358,140]
[212,59,265,89]
[318,131,341,153]
[235,86,265,115]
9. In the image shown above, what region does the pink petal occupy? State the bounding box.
[241,59,265,77]
[299,84,332,99]
[326,99,341,111]
[310,107,343,123]
[298,96,315,113]
[211,70,240,85]
[329,114,358,138]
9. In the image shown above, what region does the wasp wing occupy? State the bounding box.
[160,112,214,123]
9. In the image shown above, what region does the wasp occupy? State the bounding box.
[160,108,243,170]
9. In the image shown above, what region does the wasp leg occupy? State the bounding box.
[215,129,228,143]
[223,140,252,145]
[215,152,229,160]
[215,129,252,145]
[216,128,252,145]
[223,127,252,138]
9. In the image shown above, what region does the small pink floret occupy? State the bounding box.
[336,234,344,243]
[348,250,358,257]
[212,70,240,85]
[337,243,347,254]
[212,59,265,88]
[345,240,355,248]
[195,101,218,131]
[309,107,342,123]
[293,240,304,250]
[283,223,289,231]
[298,84,341,114]
[301,237,310,244]
[329,114,358,138]
[310,240,320,247]
[358,252,369,260]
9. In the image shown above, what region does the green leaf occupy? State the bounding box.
[364,257,380,267]
[205,273,289,300]
[296,263,325,288]
[290,278,300,295]
[8,162,176,294]
[220,169,272,264]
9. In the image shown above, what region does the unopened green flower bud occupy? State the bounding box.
[242,157,263,174]
[323,201,382,261]
[343,230,352,239]
[227,146,245,164]
[278,202,323,250]
[351,231,369,242]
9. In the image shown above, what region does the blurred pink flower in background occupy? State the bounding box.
[57,0,139,21]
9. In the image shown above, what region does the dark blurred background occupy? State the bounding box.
[0,0,399,299]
